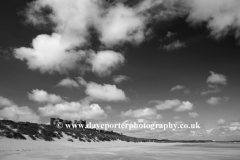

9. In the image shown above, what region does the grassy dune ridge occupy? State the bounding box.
[0,120,165,143]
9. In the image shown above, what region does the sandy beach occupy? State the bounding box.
[1,134,240,160]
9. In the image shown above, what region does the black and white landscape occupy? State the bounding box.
[0,0,240,159]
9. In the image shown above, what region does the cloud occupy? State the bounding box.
[188,112,199,118]
[58,77,128,102]
[0,96,39,123]
[166,31,177,38]
[0,96,15,107]
[150,99,181,110]
[0,106,40,123]
[113,75,130,84]
[206,71,227,85]
[85,82,127,102]
[185,0,240,40]
[38,101,107,120]
[163,40,186,51]
[174,101,193,112]
[217,119,227,126]
[98,3,146,47]
[14,34,87,74]
[206,97,221,105]
[170,85,190,94]
[121,107,161,120]
[57,78,79,88]
[201,84,221,95]
[28,89,64,104]
[77,77,88,86]
[89,50,125,77]
[150,99,194,112]
[206,96,229,105]
[25,0,100,44]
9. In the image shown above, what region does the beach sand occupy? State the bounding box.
[1,135,240,160]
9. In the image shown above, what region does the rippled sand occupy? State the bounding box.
[0,136,240,160]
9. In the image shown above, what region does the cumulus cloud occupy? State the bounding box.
[85,82,127,102]
[98,3,146,46]
[0,96,14,107]
[206,97,221,105]
[38,101,107,120]
[14,34,87,74]
[28,89,64,104]
[174,101,193,112]
[185,0,240,40]
[217,119,227,126]
[57,77,128,102]
[201,84,221,95]
[206,71,227,85]
[113,75,130,84]
[0,96,39,122]
[163,40,186,51]
[77,77,88,86]
[150,99,180,110]
[57,77,79,88]
[89,50,125,77]
[121,107,161,120]
[170,85,190,94]
[188,112,199,118]
[150,99,194,112]
[166,31,177,38]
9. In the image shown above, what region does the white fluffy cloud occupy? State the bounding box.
[121,108,161,120]
[0,96,39,123]
[77,77,87,86]
[188,112,199,118]
[113,75,130,84]
[89,50,125,77]
[0,96,14,107]
[150,99,194,112]
[206,97,221,105]
[85,82,127,102]
[28,89,64,104]
[170,85,190,94]
[0,106,40,123]
[217,119,227,126]
[56,77,128,102]
[99,4,145,46]
[14,34,86,74]
[57,78,79,88]
[206,71,227,85]
[174,101,193,112]
[38,101,107,120]
[186,0,240,39]
[201,84,221,95]
[150,99,181,110]
[166,31,177,38]
[163,40,186,51]
[26,0,100,44]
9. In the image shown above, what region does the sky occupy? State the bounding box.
[0,0,240,141]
